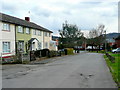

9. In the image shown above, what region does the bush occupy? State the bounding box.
[66,48,74,55]
[48,50,57,58]
[34,49,50,57]
[99,50,105,53]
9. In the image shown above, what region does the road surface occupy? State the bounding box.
[2,52,117,88]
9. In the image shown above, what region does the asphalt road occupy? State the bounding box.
[2,52,117,88]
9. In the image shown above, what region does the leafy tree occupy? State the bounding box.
[58,21,83,48]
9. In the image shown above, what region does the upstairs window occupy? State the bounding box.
[3,23,10,31]
[26,28,30,34]
[18,26,23,33]
[44,32,47,37]
[33,29,36,35]
[38,31,41,36]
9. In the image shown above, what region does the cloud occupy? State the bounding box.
[1,0,119,36]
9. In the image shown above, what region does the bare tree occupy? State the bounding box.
[88,24,106,50]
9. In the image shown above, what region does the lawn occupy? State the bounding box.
[104,53,120,87]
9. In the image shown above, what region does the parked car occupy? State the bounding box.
[112,48,120,53]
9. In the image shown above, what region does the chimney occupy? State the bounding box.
[25,17,30,22]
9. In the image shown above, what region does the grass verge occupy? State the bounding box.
[104,53,120,87]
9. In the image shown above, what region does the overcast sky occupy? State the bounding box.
[0,0,119,36]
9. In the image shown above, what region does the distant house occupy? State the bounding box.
[106,33,120,47]
[0,13,53,58]
[49,36,59,51]
[115,35,120,48]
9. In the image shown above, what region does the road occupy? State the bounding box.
[2,52,117,88]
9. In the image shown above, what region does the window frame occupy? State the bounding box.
[2,23,10,31]
[44,32,47,37]
[2,42,11,53]
[18,26,24,33]
[18,41,24,51]
[38,30,41,36]
[45,42,48,48]
[26,27,30,34]
[33,29,36,35]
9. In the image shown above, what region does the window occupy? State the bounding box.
[18,41,24,51]
[45,42,48,48]
[26,28,30,34]
[49,33,51,37]
[38,31,41,36]
[3,23,10,31]
[33,29,36,35]
[18,26,23,33]
[2,42,10,53]
[38,42,41,50]
[44,32,47,36]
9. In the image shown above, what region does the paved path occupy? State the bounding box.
[2,53,117,88]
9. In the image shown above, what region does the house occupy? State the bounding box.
[115,35,120,48]
[0,15,16,58]
[106,33,120,47]
[0,13,53,58]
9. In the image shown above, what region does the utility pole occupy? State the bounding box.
[0,53,2,64]
[105,30,107,52]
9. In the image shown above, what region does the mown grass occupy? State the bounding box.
[104,53,120,87]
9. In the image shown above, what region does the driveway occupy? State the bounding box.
[2,52,117,88]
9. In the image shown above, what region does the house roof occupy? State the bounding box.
[115,35,120,40]
[28,38,39,43]
[0,13,53,33]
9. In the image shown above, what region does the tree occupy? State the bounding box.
[58,21,83,48]
[88,24,106,50]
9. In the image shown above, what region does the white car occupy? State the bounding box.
[112,48,120,53]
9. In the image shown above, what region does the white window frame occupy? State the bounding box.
[45,42,48,48]
[44,32,47,37]
[26,28,30,34]
[38,42,41,50]
[3,23,10,31]
[2,42,11,53]
[18,26,23,33]
[49,33,51,37]
[38,31,41,36]
[18,41,24,51]
[33,29,36,35]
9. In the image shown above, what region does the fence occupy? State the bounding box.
[105,53,115,63]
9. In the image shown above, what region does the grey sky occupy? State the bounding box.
[1,0,119,36]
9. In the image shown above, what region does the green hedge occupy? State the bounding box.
[66,48,74,55]
[48,50,57,58]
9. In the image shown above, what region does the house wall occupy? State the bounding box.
[16,26,32,53]
[0,22,2,55]
[31,39,39,51]
[116,40,120,48]
[49,41,58,51]
[31,29,43,49]
[43,32,52,49]
[0,21,15,57]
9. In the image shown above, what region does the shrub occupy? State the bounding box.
[99,50,105,53]
[66,48,74,55]
[48,50,57,58]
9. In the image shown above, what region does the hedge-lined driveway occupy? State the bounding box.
[2,52,117,88]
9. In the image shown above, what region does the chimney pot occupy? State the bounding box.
[25,17,30,22]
